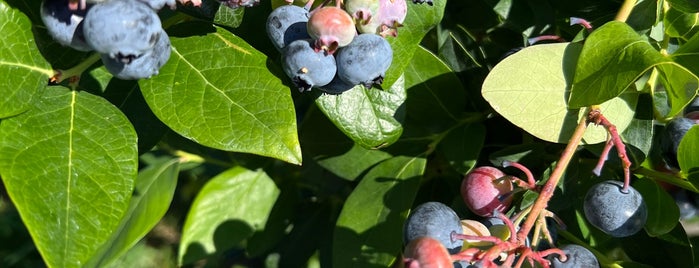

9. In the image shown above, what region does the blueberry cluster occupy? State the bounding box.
[266,0,406,94]
[41,0,173,80]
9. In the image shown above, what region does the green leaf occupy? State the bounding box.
[383,0,445,87]
[668,0,699,13]
[673,31,699,77]
[482,42,637,144]
[332,156,426,268]
[0,2,53,118]
[655,62,699,118]
[85,157,179,268]
[0,87,137,268]
[633,179,679,236]
[437,123,485,175]
[139,25,301,165]
[317,144,392,181]
[178,167,279,265]
[315,75,406,149]
[213,4,245,28]
[679,125,699,180]
[664,7,699,40]
[404,46,466,133]
[568,21,666,108]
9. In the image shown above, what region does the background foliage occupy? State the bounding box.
[3,0,699,267]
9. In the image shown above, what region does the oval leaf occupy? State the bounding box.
[633,179,679,236]
[139,26,301,165]
[482,42,637,144]
[315,75,406,148]
[0,2,53,118]
[383,0,446,87]
[332,156,427,268]
[178,167,279,265]
[85,157,180,268]
[568,21,666,108]
[0,87,138,268]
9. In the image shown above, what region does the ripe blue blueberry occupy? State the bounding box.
[40,0,92,51]
[336,33,393,89]
[403,202,463,253]
[547,244,599,268]
[83,0,162,61]
[266,5,311,51]
[583,180,647,237]
[281,39,337,92]
[101,29,171,80]
[660,117,695,170]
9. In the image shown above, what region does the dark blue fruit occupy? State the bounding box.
[583,180,647,237]
[101,29,171,80]
[403,202,463,254]
[335,33,392,89]
[40,0,92,51]
[266,5,311,51]
[281,39,336,92]
[547,244,599,268]
[83,0,162,60]
[684,96,699,115]
[661,117,695,170]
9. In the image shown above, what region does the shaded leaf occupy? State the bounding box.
[437,123,485,175]
[86,157,180,268]
[315,75,406,149]
[0,87,137,268]
[332,156,426,268]
[178,167,279,265]
[633,179,679,236]
[664,7,699,40]
[655,62,699,118]
[139,25,301,164]
[404,46,466,133]
[0,2,53,118]
[673,30,699,78]
[668,0,699,13]
[569,21,666,108]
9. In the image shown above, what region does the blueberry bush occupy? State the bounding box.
[3,0,699,267]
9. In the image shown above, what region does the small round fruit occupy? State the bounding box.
[661,117,696,170]
[583,180,647,237]
[317,74,357,95]
[547,244,599,268]
[344,0,380,25]
[266,5,311,51]
[307,6,356,53]
[101,29,171,80]
[461,166,513,217]
[404,202,463,253]
[335,33,392,89]
[281,39,337,92]
[83,0,162,59]
[403,237,453,268]
[40,0,92,51]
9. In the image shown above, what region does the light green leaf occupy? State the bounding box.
[673,30,699,78]
[664,7,699,40]
[139,25,301,165]
[178,167,279,265]
[679,125,699,181]
[332,156,426,268]
[0,87,137,268]
[568,21,666,108]
[655,62,699,118]
[85,157,180,268]
[0,2,53,118]
[383,0,445,87]
[315,75,406,149]
[482,42,637,144]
